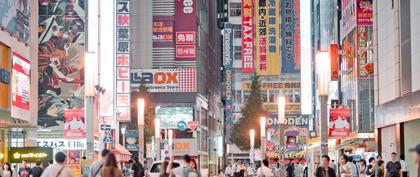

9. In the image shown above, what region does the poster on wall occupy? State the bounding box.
[0,0,30,42]
[241,0,254,73]
[281,0,300,73]
[223,23,233,144]
[175,0,197,61]
[130,68,197,92]
[329,107,351,137]
[255,0,280,76]
[11,52,30,111]
[64,109,85,139]
[155,107,194,129]
[38,0,85,129]
[356,0,372,26]
[153,16,174,47]
[125,130,139,151]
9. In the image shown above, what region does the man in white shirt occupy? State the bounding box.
[246,164,254,177]
[256,160,271,177]
[225,164,233,177]
[400,154,408,177]
[41,152,73,177]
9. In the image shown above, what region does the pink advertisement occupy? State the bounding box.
[64,109,85,139]
[329,108,351,138]
[356,0,373,26]
[175,0,197,61]
[11,52,30,110]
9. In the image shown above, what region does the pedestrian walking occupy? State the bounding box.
[286,162,294,177]
[132,157,145,177]
[384,152,402,177]
[315,155,336,177]
[399,155,408,177]
[159,161,172,177]
[360,160,367,177]
[256,159,271,177]
[232,160,245,177]
[331,160,337,173]
[100,152,124,177]
[32,161,44,177]
[167,155,197,177]
[366,157,376,177]
[225,164,233,177]
[340,155,353,177]
[18,160,32,177]
[375,156,383,177]
[408,144,420,177]
[246,164,254,177]
[190,159,201,177]
[377,161,384,177]
[1,162,13,177]
[294,163,302,177]
[41,151,73,177]
[89,149,110,177]
[350,157,359,177]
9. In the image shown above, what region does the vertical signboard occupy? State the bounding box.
[175,0,197,61]
[153,16,175,47]
[357,26,372,78]
[64,109,85,139]
[116,0,131,122]
[38,1,85,129]
[330,44,339,81]
[300,0,312,114]
[223,23,233,144]
[281,0,300,73]
[356,0,373,26]
[329,108,351,137]
[11,52,30,111]
[256,0,280,76]
[241,0,255,73]
[0,0,30,43]
[343,31,356,71]
[341,0,357,39]
[125,130,139,151]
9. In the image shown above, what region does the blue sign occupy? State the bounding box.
[177,121,187,131]
[281,0,300,73]
[0,69,10,84]
[223,23,234,144]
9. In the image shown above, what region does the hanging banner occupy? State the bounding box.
[341,0,357,39]
[329,108,351,137]
[241,0,255,73]
[357,26,372,78]
[356,0,373,26]
[64,109,85,139]
[11,52,30,111]
[224,23,233,144]
[175,0,197,61]
[125,130,139,151]
[256,0,280,75]
[38,0,85,129]
[281,0,301,73]
[115,0,131,122]
[343,30,356,72]
[330,44,339,81]
[153,16,175,47]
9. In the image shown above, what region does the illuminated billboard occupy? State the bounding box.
[155,107,194,130]
[241,0,255,73]
[131,68,197,92]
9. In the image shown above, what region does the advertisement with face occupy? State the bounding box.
[0,0,30,42]
[155,107,194,130]
[329,107,351,137]
[64,109,85,139]
[11,52,30,121]
[38,0,85,129]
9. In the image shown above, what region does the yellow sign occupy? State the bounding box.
[68,165,82,177]
[263,103,300,112]
[242,82,300,90]
[13,152,48,159]
[255,0,280,75]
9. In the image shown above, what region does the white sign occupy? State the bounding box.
[173,139,198,156]
[37,139,87,150]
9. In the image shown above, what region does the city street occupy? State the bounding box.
[0,0,420,177]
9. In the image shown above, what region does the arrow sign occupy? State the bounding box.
[188,121,199,131]
[101,125,111,130]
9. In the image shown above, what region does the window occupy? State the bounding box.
[243,91,251,102]
[229,3,241,17]
[261,90,268,103]
[234,90,242,103]
[269,90,280,103]
[294,90,301,103]
[234,30,242,38]
[234,46,242,60]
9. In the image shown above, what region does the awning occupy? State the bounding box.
[111,144,132,162]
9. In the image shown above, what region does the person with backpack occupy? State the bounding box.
[256,159,271,177]
[315,155,336,177]
[89,149,110,177]
[384,152,402,177]
[41,152,73,177]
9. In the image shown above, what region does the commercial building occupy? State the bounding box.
[373,0,420,175]
[0,0,38,163]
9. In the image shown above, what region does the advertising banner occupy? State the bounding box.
[329,107,351,137]
[223,23,233,144]
[66,150,81,164]
[173,139,198,156]
[64,109,85,139]
[155,107,194,129]
[68,165,81,177]
[0,0,30,43]
[153,16,174,47]
[175,0,197,61]
[38,0,85,129]
[131,68,197,92]
[343,30,356,71]
[242,82,300,90]
[281,0,300,73]
[37,139,87,150]
[116,0,131,122]
[125,130,139,151]
[241,0,255,73]
[357,26,372,78]
[256,0,280,76]
[330,44,339,81]
[356,0,373,26]
[11,52,30,111]
[341,0,357,39]
[9,147,53,163]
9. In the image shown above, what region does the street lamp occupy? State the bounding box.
[250,129,255,163]
[168,129,173,156]
[260,116,266,157]
[121,124,126,147]
[137,98,145,162]
[84,52,97,160]
[277,96,286,176]
[154,118,161,160]
[316,51,330,156]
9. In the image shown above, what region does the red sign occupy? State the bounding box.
[188,121,199,131]
[176,31,196,44]
[11,52,30,110]
[356,0,373,26]
[329,108,351,138]
[176,45,196,58]
[330,44,339,81]
[241,0,254,73]
[64,109,85,139]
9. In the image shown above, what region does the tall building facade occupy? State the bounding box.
[374,0,420,175]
